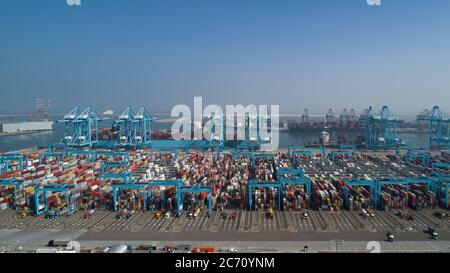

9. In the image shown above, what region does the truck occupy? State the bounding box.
[164,211,171,219]
[386,232,395,242]
[83,209,95,219]
[48,239,71,247]
[193,207,200,218]
[267,207,274,219]
[192,246,215,253]
[154,211,161,220]
[428,226,438,240]
[361,209,374,219]
[434,211,448,220]
[302,211,308,220]
[16,207,29,219]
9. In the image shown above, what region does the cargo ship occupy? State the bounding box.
[287,120,364,132]
[287,108,365,133]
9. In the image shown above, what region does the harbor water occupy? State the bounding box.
[0,116,430,151]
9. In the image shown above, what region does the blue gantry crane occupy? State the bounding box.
[342,179,375,209]
[112,179,183,213]
[112,183,146,211]
[98,151,131,182]
[145,179,183,214]
[247,179,282,210]
[34,184,77,216]
[330,145,356,162]
[363,106,400,149]
[375,179,408,209]
[432,163,450,208]
[100,161,132,182]
[59,106,106,147]
[114,107,135,146]
[179,184,213,216]
[375,178,435,209]
[0,153,27,173]
[405,148,431,165]
[277,168,312,207]
[58,106,80,145]
[417,106,450,149]
[437,182,450,209]
[0,178,25,208]
[131,106,155,147]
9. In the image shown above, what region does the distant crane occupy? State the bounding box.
[131,106,155,146]
[113,106,155,147]
[114,107,134,146]
[58,106,105,147]
[417,106,449,149]
[363,106,400,149]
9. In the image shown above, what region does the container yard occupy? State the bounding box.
[0,104,449,243]
[1,145,450,239]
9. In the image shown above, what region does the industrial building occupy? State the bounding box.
[1,121,54,133]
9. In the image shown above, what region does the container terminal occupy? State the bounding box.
[0,105,449,253]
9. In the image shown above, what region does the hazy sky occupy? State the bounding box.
[1,0,450,116]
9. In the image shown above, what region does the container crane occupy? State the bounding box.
[72,107,105,147]
[375,178,435,209]
[131,106,154,146]
[363,106,400,149]
[114,107,134,146]
[58,106,80,145]
[0,153,27,173]
[247,180,282,210]
[179,184,213,216]
[112,179,183,213]
[417,106,450,149]
[342,179,375,209]
[405,148,430,165]
[59,107,105,147]
[330,145,356,162]
[0,178,25,208]
[277,168,312,207]
[432,163,450,208]
[34,184,77,216]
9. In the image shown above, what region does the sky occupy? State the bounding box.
[0,0,450,117]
